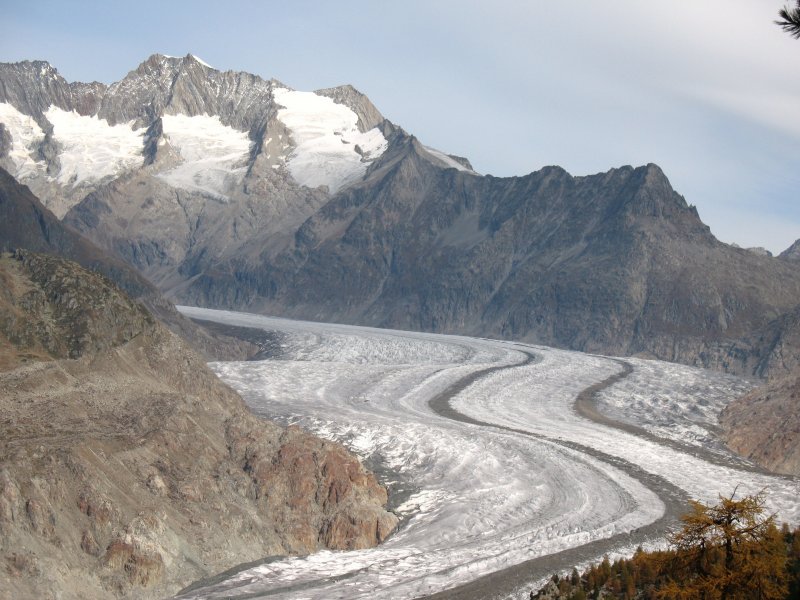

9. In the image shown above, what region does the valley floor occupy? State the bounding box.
[173,307,800,600]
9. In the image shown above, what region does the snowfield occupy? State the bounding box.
[273,87,388,193]
[44,106,146,186]
[158,113,252,199]
[175,307,799,600]
[1,103,148,188]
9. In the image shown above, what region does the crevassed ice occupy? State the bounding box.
[157,114,252,199]
[273,88,388,194]
[176,306,662,599]
[44,106,146,186]
[174,307,800,600]
[0,102,46,179]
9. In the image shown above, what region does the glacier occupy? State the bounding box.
[0,102,46,180]
[44,106,146,186]
[172,307,800,599]
[158,113,253,199]
[273,87,388,193]
[174,307,798,599]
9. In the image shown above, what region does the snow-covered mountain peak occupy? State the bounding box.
[0,54,480,215]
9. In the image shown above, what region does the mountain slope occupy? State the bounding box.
[3,55,800,375]
[176,137,800,369]
[0,250,397,599]
[718,305,800,475]
[721,366,800,476]
[0,166,257,359]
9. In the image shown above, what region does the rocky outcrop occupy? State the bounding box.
[721,366,800,476]
[0,251,397,599]
[706,303,800,379]
[780,238,800,261]
[315,84,386,131]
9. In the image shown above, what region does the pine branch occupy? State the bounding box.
[777,1,800,39]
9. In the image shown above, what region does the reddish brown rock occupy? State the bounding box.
[721,366,800,476]
[0,252,398,599]
[81,530,100,556]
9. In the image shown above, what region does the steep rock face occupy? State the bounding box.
[720,367,800,476]
[707,304,800,379]
[0,167,254,360]
[0,251,397,599]
[178,136,800,369]
[718,304,800,475]
[0,60,100,123]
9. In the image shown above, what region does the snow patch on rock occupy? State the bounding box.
[157,114,252,199]
[44,106,146,186]
[189,54,214,69]
[0,102,46,179]
[422,145,475,173]
[273,87,388,194]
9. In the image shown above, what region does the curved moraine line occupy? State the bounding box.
[425,355,687,600]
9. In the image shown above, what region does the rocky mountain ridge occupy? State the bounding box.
[0,250,397,599]
[169,149,800,375]
[0,53,402,218]
[780,238,800,261]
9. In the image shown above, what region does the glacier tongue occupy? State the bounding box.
[273,87,388,194]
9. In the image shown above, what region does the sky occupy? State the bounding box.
[2,0,799,253]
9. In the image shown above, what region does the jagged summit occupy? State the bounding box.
[0,55,403,216]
